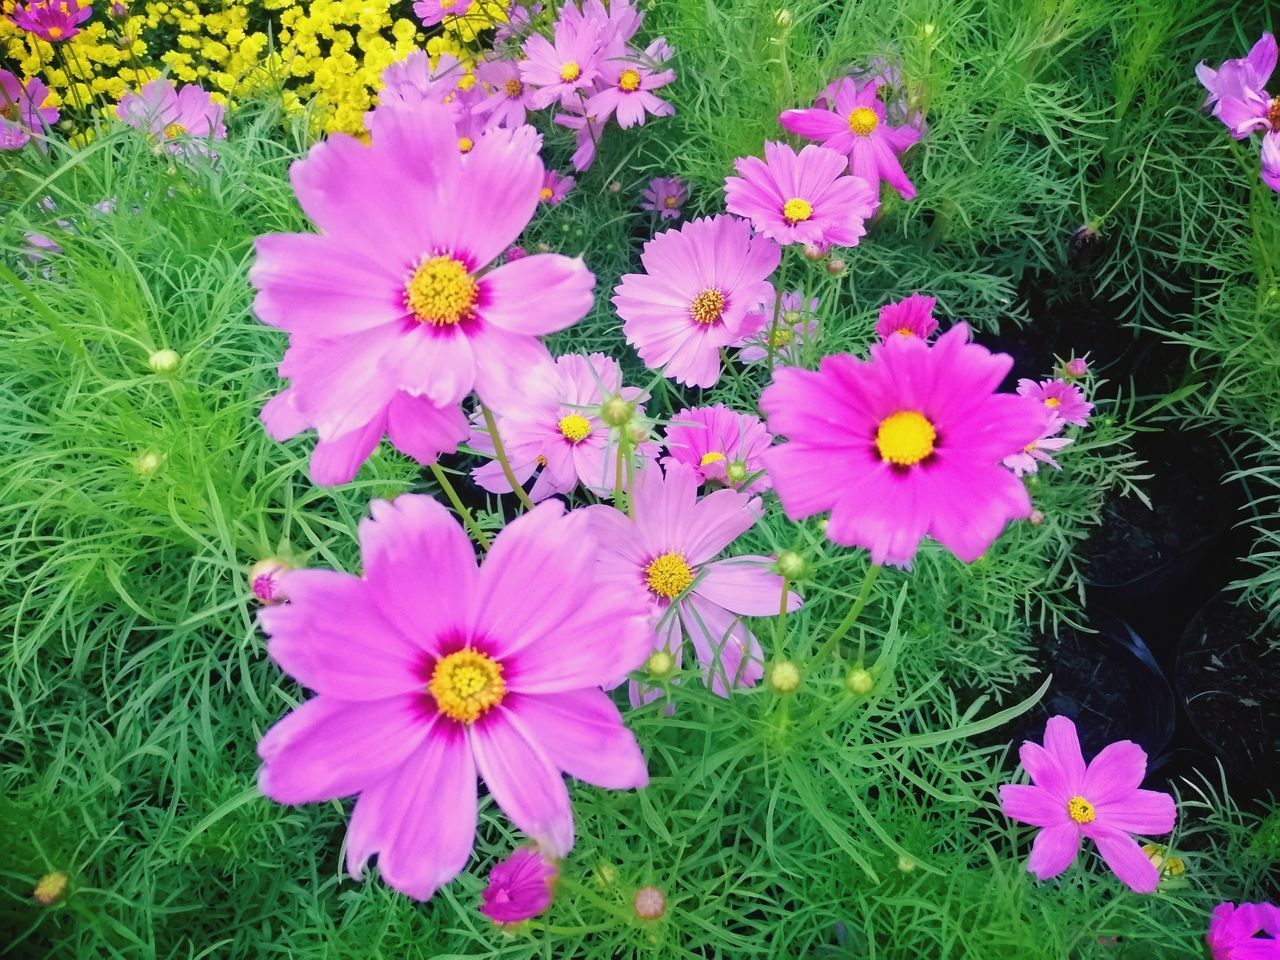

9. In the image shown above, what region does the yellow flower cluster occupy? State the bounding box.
[0,0,509,136]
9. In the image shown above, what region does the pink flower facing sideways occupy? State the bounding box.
[1017,377,1093,427]
[641,176,687,219]
[1197,33,1280,193]
[662,404,773,494]
[116,79,226,154]
[250,97,594,485]
[8,0,91,41]
[540,169,575,204]
[257,495,653,901]
[737,290,819,366]
[1207,902,1280,959]
[875,292,938,341]
[0,71,58,150]
[479,847,558,925]
[1003,416,1071,478]
[761,324,1047,566]
[614,214,780,388]
[780,77,922,200]
[999,716,1177,893]
[725,141,878,249]
[587,463,801,706]
[376,52,469,126]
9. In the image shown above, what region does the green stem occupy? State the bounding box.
[430,464,490,551]
[772,576,791,656]
[811,564,881,666]
[481,402,535,511]
[765,283,784,376]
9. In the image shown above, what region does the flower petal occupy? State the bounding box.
[480,254,595,335]
[1026,822,1080,880]
[1091,825,1161,893]
[470,711,574,855]
[999,784,1067,828]
[503,689,648,790]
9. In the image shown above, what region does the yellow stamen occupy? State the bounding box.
[457,135,474,153]
[875,411,936,466]
[560,61,581,83]
[689,288,726,325]
[504,77,523,97]
[539,186,554,201]
[405,255,478,326]
[441,0,455,7]
[1024,441,1037,453]
[162,122,187,138]
[644,551,694,599]
[1045,397,1061,408]
[47,25,64,38]
[848,106,878,136]
[894,327,916,337]
[699,451,725,466]
[769,327,793,348]
[1066,796,1096,824]
[782,197,813,224]
[558,413,591,442]
[662,195,678,208]
[1269,96,1280,129]
[429,649,505,724]
[618,69,641,92]
[535,454,548,466]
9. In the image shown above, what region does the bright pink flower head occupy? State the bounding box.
[586,38,675,128]
[875,292,938,341]
[1206,902,1280,959]
[1197,33,1275,110]
[999,716,1177,893]
[1003,416,1072,477]
[779,77,921,200]
[473,56,536,130]
[662,404,773,494]
[519,17,603,110]
[7,0,91,41]
[1064,355,1089,378]
[725,141,877,248]
[378,52,468,125]
[479,847,558,925]
[641,176,687,219]
[737,290,819,366]
[614,214,780,388]
[413,0,472,27]
[586,463,801,707]
[554,104,606,171]
[540,169,575,205]
[1017,377,1092,427]
[257,495,653,901]
[116,79,226,155]
[0,71,57,150]
[761,325,1046,566]
[249,557,291,604]
[250,98,594,485]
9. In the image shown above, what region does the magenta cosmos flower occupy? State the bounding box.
[257,495,652,901]
[413,0,472,27]
[540,169,575,205]
[586,38,676,128]
[614,214,780,388]
[473,56,537,129]
[999,716,1177,893]
[875,292,937,341]
[1198,33,1276,134]
[470,352,652,502]
[662,404,772,494]
[251,98,594,485]
[1003,417,1071,477]
[724,141,878,248]
[641,176,687,219]
[0,71,57,150]
[519,17,603,109]
[761,325,1045,566]
[587,463,800,705]
[737,290,819,366]
[779,77,921,200]
[479,847,558,925]
[116,79,227,155]
[1207,902,1280,959]
[1017,377,1092,427]
[7,0,91,41]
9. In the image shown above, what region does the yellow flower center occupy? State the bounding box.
[428,649,506,724]
[162,122,187,138]
[894,327,916,337]
[535,454,548,466]
[662,195,678,208]
[1044,397,1061,408]
[1269,96,1280,129]
[689,288,726,325]
[782,197,813,224]
[441,0,455,7]
[558,413,591,442]
[1066,796,1096,824]
[644,551,694,599]
[1023,441,1037,453]
[783,309,803,324]
[405,255,478,326]
[47,25,64,38]
[539,186,554,201]
[618,69,641,92]
[848,106,878,136]
[504,77,524,97]
[875,411,936,466]
[699,451,725,466]
[560,61,581,82]
[769,327,793,348]
[457,135,474,153]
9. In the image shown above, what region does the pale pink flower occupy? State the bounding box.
[736,290,819,365]
[519,17,603,109]
[641,176,687,219]
[413,0,473,27]
[378,52,469,124]
[540,169,575,205]
[0,71,58,150]
[554,104,605,170]
[1003,417,1072,477]
[585,38,675,128]
[1016,377,1093,427]
[116,79,226,156]
[472,56,537,129]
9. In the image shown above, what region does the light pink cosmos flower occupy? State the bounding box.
[1206,902,1280,959]
[540,169,575,205]
[585,38,675,128]
[587,463,800,706]
[737,290,819,366]
[116,79,227,156]
[999,716,1177,893]
[1262,132,1280,192]
[875,292,938,341]
[0,71,57,150]
[761,325,1046,566]
[779,77,921,200]
[1003,417,1072,477]
[1197,33,1275,114]
[251,98,593,485]
[554,104,606,170]
[1016,377,1093,427]
[641,176,687,219]
[7,0,91,41]
[661,404,773,494]
[725,141,878,248]
[473,56,537,129]
[519,17,603,109]
[378,52,468,125]
[413,0,472,27]
[479,847,558,925]
[613,214,780,388]
[257,495,652,901]
[560,0,643,50]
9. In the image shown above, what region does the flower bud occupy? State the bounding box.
[801,242,825,261]
[626,420,650,445]
[1064,356,1088,378]
[147,348,181,374]
[599,396,635,427]
[825,258,847,276]
[768,660,801,694]
[897,855,916,873]
[33,871,69,906]
[504,244,527,262]
[845,667,874,696]
[645,649,676,679]
[774,8,792,28]
[633,886,666,920]
[135,451,163,475]
[775,550,806,580]
[109,1,127,17]
[1028,509,1044,526]
[535,242,552,253]
[921,22,935,37]
[249,557,291,604]
[593,862,619,888]
[608,181,622,193]
[725,460,748,484]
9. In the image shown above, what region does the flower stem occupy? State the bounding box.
[429,464,490,551]
[481,402,535,511]
[772,575,791,656]
[811,564,881,665]
[765,284,784,376]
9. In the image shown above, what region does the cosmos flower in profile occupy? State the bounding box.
[0,71,58,151]
[116,79,227,156]
[641,176,688,219]
[1017,377,1093,427]
[479,848,558,926]
[874,292,938,341]
[736,291,819,366]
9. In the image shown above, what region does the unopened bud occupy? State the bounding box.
[599,397,635,427]
[775,550,806,580]
[594,862,618,887]
[633,886,665,920]
[608,181,622,193]
[1064,356,1088,378]
[135,451,163,475]
[147,348,181,373]
[33,871,69,906]
[249,557,291,604]
[768,660,801,693]
[1028,509,1044,526]
[725,460,748,484]
[921,22,935,37]
[802,242,825,261]
[825,258,846,276]
[897,855,916,873]
[845,667,874,696]
[646,650,676,679]
[626,420,650,445]
[504,244,527,262]
[774,8,792,28]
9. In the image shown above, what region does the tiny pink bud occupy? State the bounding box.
[825,258,846,276]
[1065,356,1088,378]
[504,245,527,262]
[1028,510,1045,526]
[249,557,290,604]
[633,886,665,920]
[802,242,826,261]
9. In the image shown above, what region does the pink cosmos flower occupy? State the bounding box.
[519,17,603,110]
[1206,902,1280,959]
[413,0,472,27]
[585,38,676,128]
[7,0,91,41]
[725,141,878,248]
[761,325,1046,566]
[495,2,541,46]
[540,169,575,205]
[999,715,1177,893]
[561,0,642,50]
[116,79,227,156]
[1003,417,1072,477]
[249,558,291,604]
[586,463,800,706]
[779,77,922,200]
[641,176,687,219]
[257,495,653,901]
[554,104,606,170]
[875,292,938,341]
[737,290,819,366]
[1017,377,1093,427]
[378,52,468,124]
[479,847,558,925]
[1,71,57,150]
[251,98,594,485]
[1198,33,1275,116]
[473,56,537,129]
[661,404,773,494]
[613,214,780,388]
[1263,132,1280,192]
